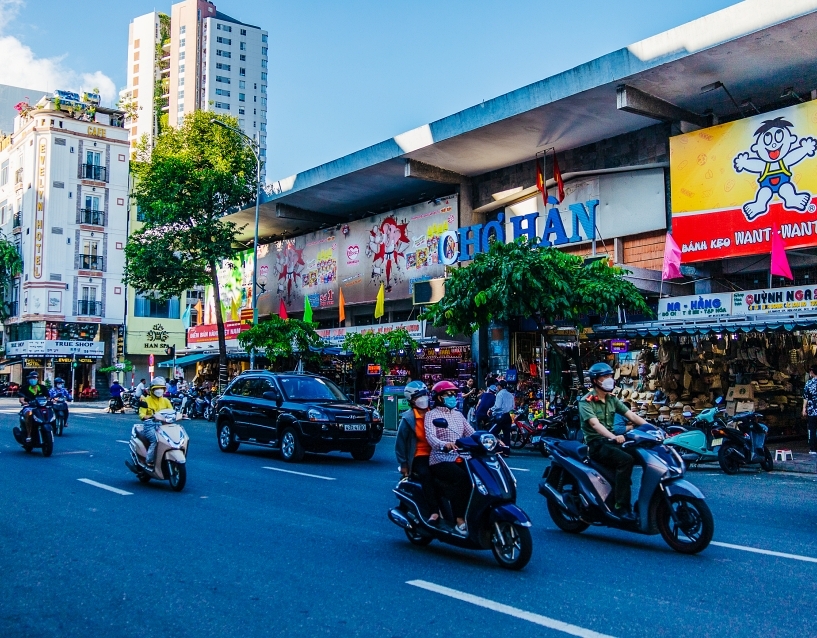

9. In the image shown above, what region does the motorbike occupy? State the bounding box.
[712,411,773,474]
[52,395,70,436]
[205,393,219,421]
[12,396,55,457]
[538,424,714,554]
[532,403,582,455]
[508,409,538,449]
[388,420,533,570]
[188,390,210,419]
[108,394,126,414]
[125,408,189,491]
[664,399,727,466]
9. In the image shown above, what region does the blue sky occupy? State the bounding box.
[2,0,739,181]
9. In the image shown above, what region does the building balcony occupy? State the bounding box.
[12,212,21,228]
[76,300,102,316]
[80,164,107,182]
[79,254,104,271]
[80,209,105,226]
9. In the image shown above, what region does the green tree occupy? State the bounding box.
[237,316,324,368]
[0,233,22,321]
[423,237,650,373]
[343,328,417,371]
[124,111,257,388]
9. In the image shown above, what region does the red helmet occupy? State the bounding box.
[431,380,458,395]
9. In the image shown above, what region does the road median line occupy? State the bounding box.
[262,466,336,481]
[77,478,133,496]
[712,541,817,564]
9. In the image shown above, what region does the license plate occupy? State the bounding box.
[344,424,366,432]
[531,436,541,444]
[711,438,723,447]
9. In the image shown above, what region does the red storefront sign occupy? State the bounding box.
[186,321,250,344]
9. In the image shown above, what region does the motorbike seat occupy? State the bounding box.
[551,439,588,461]
[133,424,151,447]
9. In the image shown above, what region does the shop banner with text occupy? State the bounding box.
[671,101,817,263]
[316,320,425,347]
[657,293,732,320]
[732,284,817,315]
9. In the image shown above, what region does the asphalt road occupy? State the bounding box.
[1,398,816,638]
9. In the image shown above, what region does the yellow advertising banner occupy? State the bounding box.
[671,101,817,262]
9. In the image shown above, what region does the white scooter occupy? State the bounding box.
[125,409,189,491]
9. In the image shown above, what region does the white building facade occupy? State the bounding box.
[0,97,129,393]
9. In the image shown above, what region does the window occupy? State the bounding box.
[254,96,257,103]
[216,76,231,84]
[179,38,186,47]
[85,195,100,211]
[241,29,247,36]
[253,121,256,128]
[260,148,266,157]
[260,135,266,145]
[260,122,266,132]
[134,294,180,319]
[260,96,267,106]
[134,38,140,48]
[254,83,257,89]
[136,204,145,221]
[179,25,186,34]
[179,76,185,86]
[86,151,101,166]
[240,42,246,51]
[217,24,232,32]
[178,91,185,99]
[261,72,267,81]
[226,378,251,396]
[214,102,230,109]
[262,47,268,56]
[177,103,184,112]
[0,161,7,186]
[179,64,185,74]
[240,54,246,61]
[238,108,245,115]
[261,85,267,93]
[216,36,231,44]
[217,50,231,58]
[262,34,268,42]
[238,93,245,102]
[179,51,186,60]
[239,80,246,88]
[261,59,267,68]
[278,376,347,401]
[133,64,139,73]
[253,108,256,114]
[216,62,231,70]
[216,88,230,97]
[239,67,246,77]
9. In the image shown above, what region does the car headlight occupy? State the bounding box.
[307,408,329,422]
[479,433,498,452]
[371,409,381,422]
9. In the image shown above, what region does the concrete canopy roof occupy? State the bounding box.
[229,0,817,243]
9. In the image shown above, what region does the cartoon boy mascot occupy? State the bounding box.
[734,117,817,221]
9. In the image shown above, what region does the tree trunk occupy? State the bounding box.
[210,262,228,392]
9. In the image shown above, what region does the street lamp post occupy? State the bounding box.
[212,119,261,369]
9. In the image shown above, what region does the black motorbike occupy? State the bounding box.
[13,396,55,457]
[388,420,533,570]
[108,394,126,414]
[187,390,210,419]
[52,395,70,436]
[205,393,219,421]
[712,411,773,474]
[532,403,582,456]
[539,424,714,554]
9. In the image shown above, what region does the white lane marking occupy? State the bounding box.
[712,541,817,564]
[77,478,133,496]
[55,450,89,456]
[116,440,130,444]
[508,467,529,472]
[407,580,617,638]
[262,466,336,481]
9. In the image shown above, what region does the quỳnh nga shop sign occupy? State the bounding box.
[732,284,817,315]
[671,100,817,263]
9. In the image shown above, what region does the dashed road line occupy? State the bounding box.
[55,450,90,456]
[77,478,133,496]
[262,466,336,481]
[712,541,817,564]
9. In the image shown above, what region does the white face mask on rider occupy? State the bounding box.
[153,389,165,398]
[414,395,429,410]
[600,377,615,392]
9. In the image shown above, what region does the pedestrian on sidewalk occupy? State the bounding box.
[802,364,817,455]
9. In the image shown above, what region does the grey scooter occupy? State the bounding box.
[538,424,714,554]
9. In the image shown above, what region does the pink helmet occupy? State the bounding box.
[431,380,458,395]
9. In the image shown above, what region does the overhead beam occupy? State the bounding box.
[275,203,343,225]
[617,84,712,129]
[404,159,467,184]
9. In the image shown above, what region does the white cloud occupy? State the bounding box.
[0,0,116,104]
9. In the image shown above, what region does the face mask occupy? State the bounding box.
[443,396,458,409]
[28,379,37,386]
[56,384,63,389]
[414,396,429,410]
[153,389,165,398]
[600,378,615,392]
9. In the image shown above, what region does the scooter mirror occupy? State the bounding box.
[432,418,449,429]
[715,396,724,405]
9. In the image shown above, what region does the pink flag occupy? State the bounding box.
[771,223,793,280]
[662,233,682,280]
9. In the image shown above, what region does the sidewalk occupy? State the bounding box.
[771,441,817,474]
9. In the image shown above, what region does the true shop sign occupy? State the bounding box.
[437,201,600,265]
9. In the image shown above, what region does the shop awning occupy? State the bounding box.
[159,353,217,368]
[592,311,817,338]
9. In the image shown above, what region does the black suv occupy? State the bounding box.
[214,371,383,462]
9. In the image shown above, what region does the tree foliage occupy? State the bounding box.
[343,329,417,370]
[99,359,134,374]
[423,237,651,338]
[237,317,324,365]
[124,111,257,386]
[0,232,22,321]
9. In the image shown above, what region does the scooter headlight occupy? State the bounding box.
[479,433,498,452]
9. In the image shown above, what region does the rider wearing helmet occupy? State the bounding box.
[19,371,48,443]
[424,380,474,534]
[48,377,73,424]
[138,377,174,470]
[579,362,647,522]
[395,381,439,523]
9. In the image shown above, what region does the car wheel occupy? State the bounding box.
[217,420,240,453]
[280,427,305,463]
[350,443,376,461]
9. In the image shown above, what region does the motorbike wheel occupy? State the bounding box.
[509,429,526,449]
[217,421,240,453]
[55,417,64,437]
[656,495,714,554]
[538,441,549,457]
[167,462,186,492]
[546,498,589,533]
[490,522,533,570]
[404,527,434,546]
[718,444,740,475]
[203,406,212,421]
[41,430,54,457]
[760,446,774,472]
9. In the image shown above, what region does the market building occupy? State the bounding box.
[0,92,129,395]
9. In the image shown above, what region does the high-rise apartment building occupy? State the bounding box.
[122,0,267,180]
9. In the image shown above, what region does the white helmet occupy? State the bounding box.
[149,376,167,390]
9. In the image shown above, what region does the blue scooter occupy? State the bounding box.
[664,399,727,466]
[388,421,533,570]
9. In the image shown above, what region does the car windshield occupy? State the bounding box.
[277,376,348,402]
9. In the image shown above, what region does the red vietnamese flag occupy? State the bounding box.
[553,153,565,203]
[535,157,547,203]
[278,299,288,320]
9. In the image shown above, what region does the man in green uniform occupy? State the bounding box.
[578,362,648,522]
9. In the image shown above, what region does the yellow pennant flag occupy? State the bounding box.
[338,287,346,324]
[194,300,202,325]
[374,283,385,319]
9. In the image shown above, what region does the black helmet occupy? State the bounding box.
[587,362,614,380]
[26,371,39,379]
